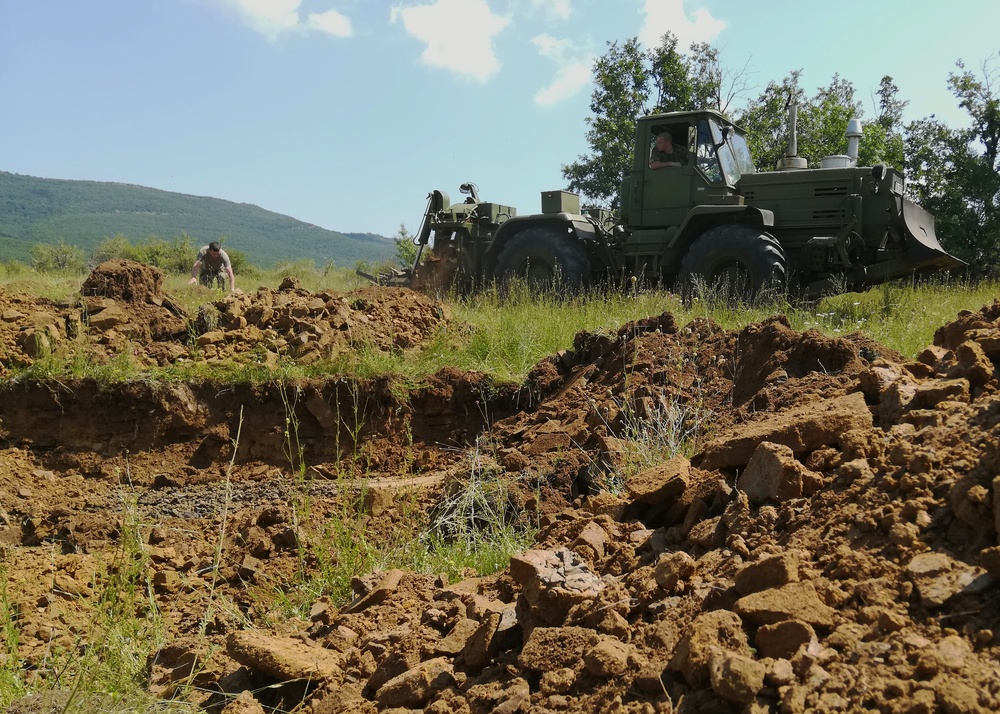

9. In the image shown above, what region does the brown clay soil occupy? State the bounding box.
[3,259,1000,713]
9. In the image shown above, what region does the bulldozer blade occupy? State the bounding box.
[857,199,967,286]
[355,268,414,287]
[900,199,967,273]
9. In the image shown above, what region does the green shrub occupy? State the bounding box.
[30,239,86,273]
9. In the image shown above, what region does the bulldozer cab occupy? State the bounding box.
[624,110,755,229]
[640,120,695,228]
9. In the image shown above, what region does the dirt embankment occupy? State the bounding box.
[3,261,1000,713]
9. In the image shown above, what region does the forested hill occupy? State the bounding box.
[0,171,395,267]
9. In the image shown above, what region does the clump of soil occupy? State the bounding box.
[81,258,166,303]
[2,268,1000,713]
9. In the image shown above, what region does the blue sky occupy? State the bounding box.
[2,0,997,244]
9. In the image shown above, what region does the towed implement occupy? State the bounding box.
[381,107,965,298]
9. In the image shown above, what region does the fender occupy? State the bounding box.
[669,205,774,250]
[485,213,597,262]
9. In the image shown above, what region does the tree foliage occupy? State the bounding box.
[733,73,905,171]
[563,34,1000,275]
[30,239,86,273]
[734,71,806,171]
[562,33,733,208]
[394,222,418,267]
[906,58,1000,273]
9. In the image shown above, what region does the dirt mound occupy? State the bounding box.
[2,293,1000,713]
[81,258,166,303]
[0,263,454,375]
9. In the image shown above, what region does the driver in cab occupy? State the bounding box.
[649,132,688,169]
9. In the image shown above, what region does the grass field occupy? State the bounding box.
[2,265,995,384]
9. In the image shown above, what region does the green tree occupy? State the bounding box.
[91,233,134,264]
[30,239,86,273]
[562,33,750,207]
[394,222,418,267]
[905,57,1000,273]
[796,74,863,163]
[562,37,652,208]
[734,71,805,170]
[736,72,906,172]
[857,76,907,168]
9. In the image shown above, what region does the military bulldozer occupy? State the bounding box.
[380,106,965,298]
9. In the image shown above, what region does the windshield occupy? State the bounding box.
[713,119,756,185]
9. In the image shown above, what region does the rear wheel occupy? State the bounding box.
[678,224,787,303]
[493,227,590,291]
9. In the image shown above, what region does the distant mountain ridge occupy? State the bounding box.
[0,171,395,267]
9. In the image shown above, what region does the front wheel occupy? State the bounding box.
[678,224,787,303]
[493,227,590,292]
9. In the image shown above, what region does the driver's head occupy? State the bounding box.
[656,132,673,149]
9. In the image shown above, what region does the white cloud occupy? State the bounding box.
[530,0,571,21]
[534,61,591,106]
[223,0,354,39]
[390,0,510,83]
[307,9,352,37]
[531,34,591,106]
[639,0,726,50]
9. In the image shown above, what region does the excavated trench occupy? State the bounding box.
[3,260,1000,714]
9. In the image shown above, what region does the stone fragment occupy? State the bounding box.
[342,569,403,614]
[221,691,265,714]
[374,657,454,709]
[668,610,751,687]
[654,551,696,592]
[539,667,576,695]
[980,545,1000,578]
[305,391,338,430]
[737,442,818,503]
[734,552,800,596]
[196,330,226,346]
[709,651,766,705]
[227,631,343,681]
[906,553,989,608]
[435,618,480,656]
[572,520,609,561]
[510,549,604,626]
[950,340,996,387]
[87,303,130,330]
[238,555,261,580]
[687,516,723,550]
[698,392,873,470]
[735,581,836,627]
[518,626,594,672]
[625,456,690,505]
[755,620,815,660]
[910,378,970,409]
[524,431,571,455]
[583,636,631,677]
[462,613,500,671]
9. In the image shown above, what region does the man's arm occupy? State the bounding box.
[226,265,236,292]
[188,258,202,285]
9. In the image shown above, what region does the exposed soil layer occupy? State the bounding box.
[3,261,1000,713]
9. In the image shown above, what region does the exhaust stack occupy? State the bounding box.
[776,101,808,170]
[821,118,863,168]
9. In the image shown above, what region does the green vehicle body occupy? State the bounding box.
[394,109,964,296]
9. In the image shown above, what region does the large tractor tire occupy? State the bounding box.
[493,227,590,291]
[678,224,787,303]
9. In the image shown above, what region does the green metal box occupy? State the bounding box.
[541,191,580,214]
